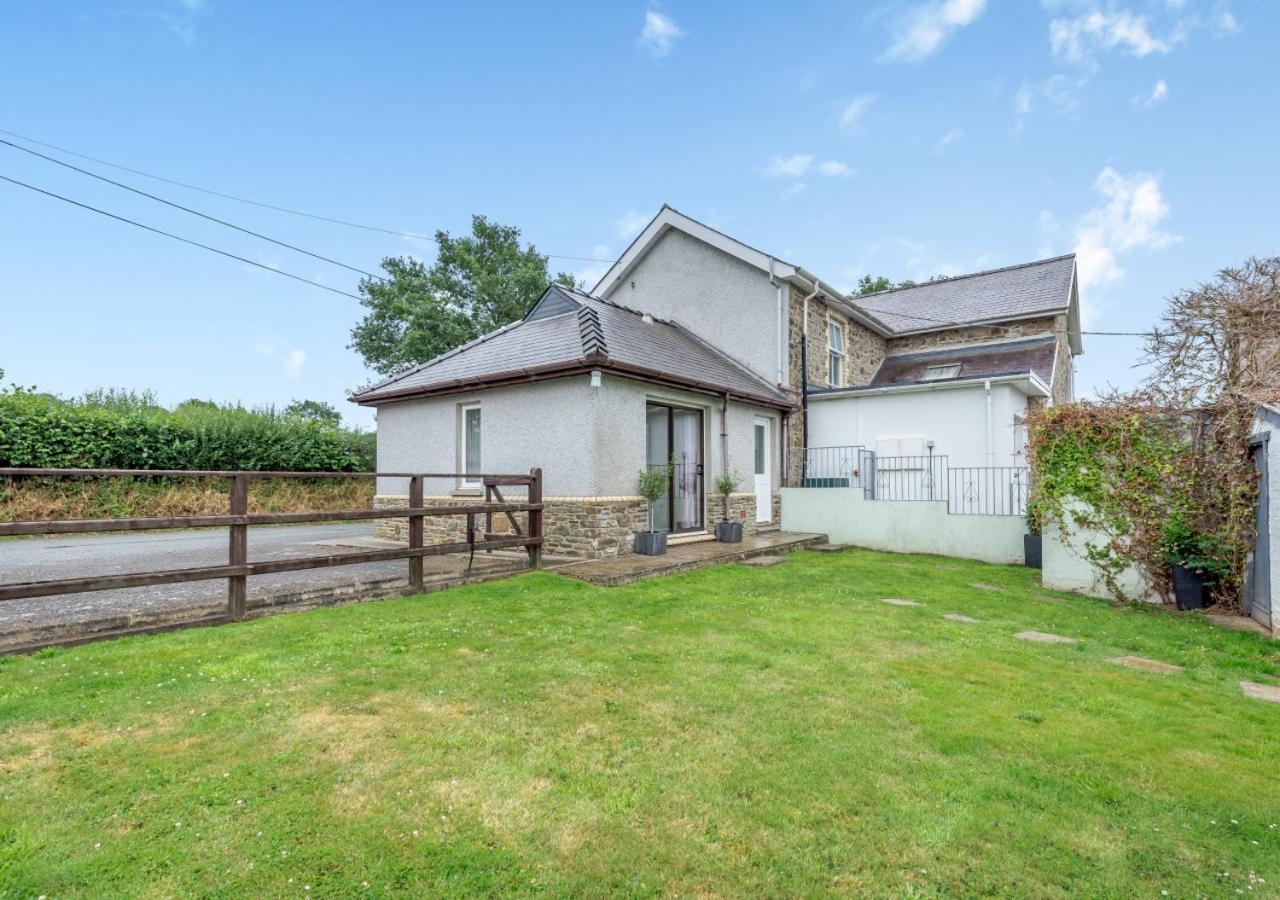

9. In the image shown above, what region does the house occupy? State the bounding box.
[352,205,1084,557]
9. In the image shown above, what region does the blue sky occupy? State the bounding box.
[1,0,1275,428]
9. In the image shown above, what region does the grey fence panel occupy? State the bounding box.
[946,466,1030,516]
[871,455,949,502]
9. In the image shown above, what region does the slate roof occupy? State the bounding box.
[869,336,1058,387]
[850,254,1076,334]
[351,285,793,407]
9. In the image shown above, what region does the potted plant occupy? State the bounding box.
[634,464,671,555]
[713,469,744,543]
[1162,516,1227,611]
[1023,503,1043,570]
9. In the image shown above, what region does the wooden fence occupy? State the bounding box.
[0,467,543,643]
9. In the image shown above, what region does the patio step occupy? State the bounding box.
[550,531,827,587]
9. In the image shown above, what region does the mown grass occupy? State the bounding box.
[1,549,1278,897]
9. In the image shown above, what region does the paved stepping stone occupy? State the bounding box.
[881,598,923,607]
[1014,630,1078,645]
[1033,593,1066,604]
[1108,655,1182,674]
[943,613,981,623]
[971,582,1003,591]
[810,544,850,553]
[1240,682,1280,704]
[740,556,786,567]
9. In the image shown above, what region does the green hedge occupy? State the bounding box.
[0,392,374,472]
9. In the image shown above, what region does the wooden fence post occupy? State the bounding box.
[228,474,248,620]
[408,475,424,593]
[527,467,543,569]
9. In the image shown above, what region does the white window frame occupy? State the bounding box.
[827,319,845,386]
[459,403,482,489]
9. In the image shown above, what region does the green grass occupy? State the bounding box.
[2,549,1278,897]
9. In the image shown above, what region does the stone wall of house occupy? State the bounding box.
[784,285,887,484]
[374,491,780,559]
[883,315,1063,355]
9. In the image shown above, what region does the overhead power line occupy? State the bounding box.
[0,136,381,280]
[0,173,366,302]
[0,127,616,263]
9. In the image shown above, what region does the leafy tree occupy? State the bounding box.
[349,215,578,376]
[284,399,343,428]
[854,275,917,295]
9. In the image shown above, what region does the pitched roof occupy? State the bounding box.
[351,285,793,408]
[850,255,1077,335]
[868,336,1059,387]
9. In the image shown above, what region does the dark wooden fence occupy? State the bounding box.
[0,467,543,642]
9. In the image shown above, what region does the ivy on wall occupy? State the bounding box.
[1028,400,1252,606]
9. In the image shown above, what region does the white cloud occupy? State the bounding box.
[1132,78,1168,108]
[781,182,809,200]
[613,210,650,239]
[881,0,987,63]
[639,9,684,58]
[1050,9,1176,63]
[762,155,850,179]
[933,128,963,154]
[1069,168,1180,321]
[285,349,306,380]
[838,94,877,132]
[1011,74,1085,131]
[1214,11,1240,34]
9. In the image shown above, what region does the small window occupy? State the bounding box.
[460,403,481,488]
[827,320,845,386]
[754,423,766,476]
[920,364,961,381]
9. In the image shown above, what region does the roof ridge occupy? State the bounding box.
[577,305,608,357]
[856,253,1077,300]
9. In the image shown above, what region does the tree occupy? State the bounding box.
[284,399,343,428]
[854,275,916,295]
[349,215,578,376]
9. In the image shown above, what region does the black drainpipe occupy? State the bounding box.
[799,331,809,484]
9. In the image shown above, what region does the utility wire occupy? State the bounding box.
[0,173,366,302]
[0,137,381,280]
[0,127,616,263]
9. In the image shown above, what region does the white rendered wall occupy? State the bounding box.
[780,487,1025,564]
[806,382,1030,469]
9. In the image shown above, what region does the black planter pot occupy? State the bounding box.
[633,531,668,556]
[715,521,744,543]
[1171,564,1206,610]
[1023,534,1043,569]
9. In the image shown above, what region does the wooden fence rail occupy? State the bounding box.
[0,466,543,618]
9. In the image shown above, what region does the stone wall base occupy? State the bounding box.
[374,492,781,559]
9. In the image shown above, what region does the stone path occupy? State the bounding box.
[1240,682,1280,704]
[970,582,1003,591]
[739,556,787,568]
[1108,655,1183,674]
[943,613,981,624]
[880,598,924,607]
[1014,630,1078,645]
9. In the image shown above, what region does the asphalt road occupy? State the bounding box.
[0,523,411,645]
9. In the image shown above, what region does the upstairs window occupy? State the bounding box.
[920,364,961,381]
[827,320,845,386]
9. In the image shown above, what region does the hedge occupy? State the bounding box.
[0,392,375,473]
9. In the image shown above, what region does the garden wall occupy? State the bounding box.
[1041,509,1161,603]
[779,487,1025,564]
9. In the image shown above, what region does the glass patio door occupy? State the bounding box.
[645,403,703,533]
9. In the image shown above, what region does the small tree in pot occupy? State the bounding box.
[1162,515,1230,610]
[714,469,744,543]
[634,464,671,555]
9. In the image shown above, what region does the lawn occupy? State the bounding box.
[1,549,1278,897]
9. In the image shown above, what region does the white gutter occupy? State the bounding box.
[806,372,1050,401]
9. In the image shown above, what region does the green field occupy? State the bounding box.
[1,549,1277,897]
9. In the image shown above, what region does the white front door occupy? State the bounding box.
[753,418,771,523]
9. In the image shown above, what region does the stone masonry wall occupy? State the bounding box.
[375,491,781,559]
[784,285,887,484]
[883,315,1062,355]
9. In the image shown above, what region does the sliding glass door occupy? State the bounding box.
[645,403,704,533]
